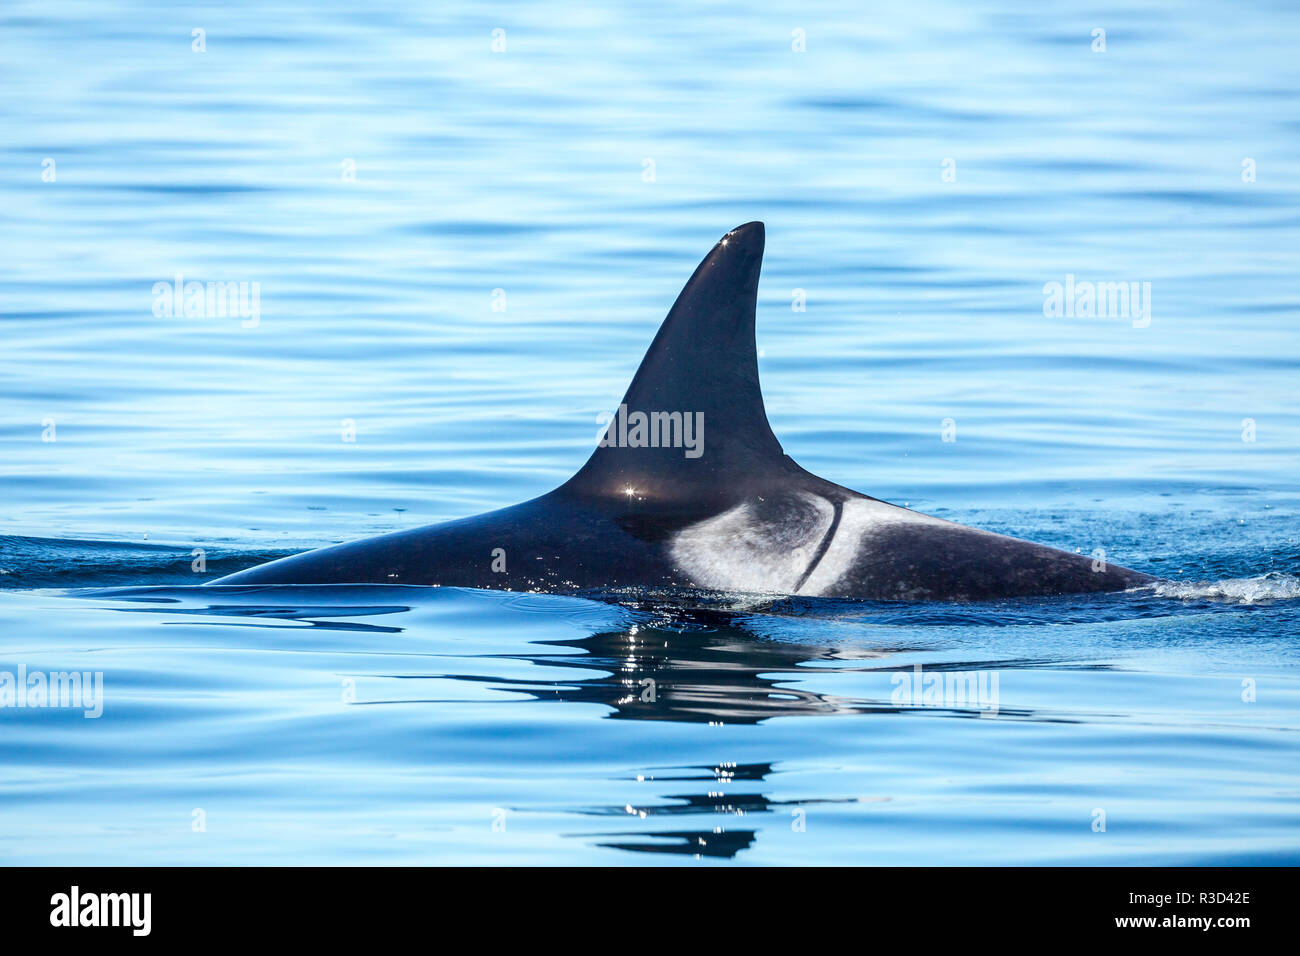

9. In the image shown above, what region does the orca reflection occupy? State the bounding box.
[87,588,1038,860]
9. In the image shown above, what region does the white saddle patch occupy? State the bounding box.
[796,498,967,597]
[670,493,963,598]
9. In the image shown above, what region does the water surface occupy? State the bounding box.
[1,0,1298,864]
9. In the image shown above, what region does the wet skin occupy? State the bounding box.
[214,222,1154,601]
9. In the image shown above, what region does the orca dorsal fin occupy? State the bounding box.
[563,222,790,507]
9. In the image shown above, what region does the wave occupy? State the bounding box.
[0,534,295,588]
[1148,572,1300,604]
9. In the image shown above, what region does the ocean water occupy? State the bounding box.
[1,0,1299,864]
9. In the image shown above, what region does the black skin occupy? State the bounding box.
[213,222,1155,601]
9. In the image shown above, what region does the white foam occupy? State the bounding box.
[1149,572,1300,604]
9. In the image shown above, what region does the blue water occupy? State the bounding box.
[2,0,1299,864]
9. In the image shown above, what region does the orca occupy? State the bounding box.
[213,222,1154,600]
